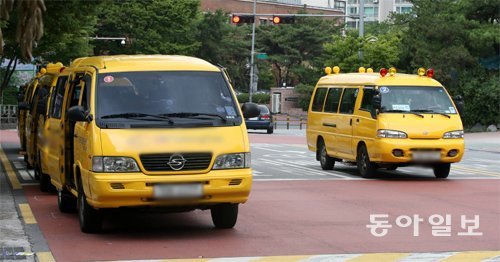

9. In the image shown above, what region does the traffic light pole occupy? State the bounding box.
[248,0,257,103]
[239,10,360,103]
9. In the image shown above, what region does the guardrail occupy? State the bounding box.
[273,115,307,130]
[0,105,18,129]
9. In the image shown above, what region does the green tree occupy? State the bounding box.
[196,10,251,91]
[397,0,500,126]
[94,0,200,56]
[257,15,339,87]
[33,0,101,64]
[323,31,403,73]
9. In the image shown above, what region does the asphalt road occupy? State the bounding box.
[0,129,499,261]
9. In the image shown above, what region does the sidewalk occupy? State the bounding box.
[0,129,35,261]
[464,132,500,153]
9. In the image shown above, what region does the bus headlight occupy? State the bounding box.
[212,153,251,169]
[377,129,408,139]
[92,157,140,172]
[443,130,464,139]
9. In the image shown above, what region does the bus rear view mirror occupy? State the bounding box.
[241,102,260,119]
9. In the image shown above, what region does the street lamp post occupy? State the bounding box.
[248,0,257,103]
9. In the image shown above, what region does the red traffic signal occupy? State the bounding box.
[273,15,295,24]
[232,15,254,24]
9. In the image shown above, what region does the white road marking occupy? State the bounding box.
[19,170,32,181]
[262,159,355,179]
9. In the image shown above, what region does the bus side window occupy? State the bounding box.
[80,75,91,111]
[360,88,375,111]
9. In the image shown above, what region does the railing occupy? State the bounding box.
[0,105,18,129]
[273,115,307,130]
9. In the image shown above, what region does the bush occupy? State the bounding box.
[457,74,500,127]
[236,93,270,104]
[295,83,315,111]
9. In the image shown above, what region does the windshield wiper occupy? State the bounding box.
[160,112,227,122]
[412,109,451,118]
[100,113,174,123]
[382,109,424,118]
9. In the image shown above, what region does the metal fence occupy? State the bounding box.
[0,105,17,129]
[273,115,307,130]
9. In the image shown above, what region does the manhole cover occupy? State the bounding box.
[0,247,27,260]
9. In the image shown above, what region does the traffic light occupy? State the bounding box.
[231,15,254,24]
[273,15,295,24]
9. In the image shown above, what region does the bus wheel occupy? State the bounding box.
[78,183,102,233]
[357,145,377,178]
[433,163,450,179]
[58,189,76,213]
[318,140,334,170]
[211,204,238,229]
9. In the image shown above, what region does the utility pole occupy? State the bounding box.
[248,0,257,103]
[359,0,365,62]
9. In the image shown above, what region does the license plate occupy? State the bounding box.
[412,151,441,161]
[153,183,203,200]
[248,117,259,120]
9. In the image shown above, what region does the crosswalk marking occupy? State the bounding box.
[19,170,33,181]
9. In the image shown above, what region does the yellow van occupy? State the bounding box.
[307,67,465,179]
[26,63,67,192]
[18,73,42,163]
[43,55,260,233]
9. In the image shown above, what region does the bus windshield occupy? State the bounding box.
[379,86,457,114]
[96,71,240,126]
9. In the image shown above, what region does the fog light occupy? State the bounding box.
[393,149,404,157]
[448,150,458,157]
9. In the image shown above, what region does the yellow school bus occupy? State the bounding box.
[43,55,260,233]
[307,66,464,179]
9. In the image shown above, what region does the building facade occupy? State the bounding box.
[345,0,413,28]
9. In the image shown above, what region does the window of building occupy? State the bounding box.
[364,7,378,17]
[324,88,343,113]
[311,88,328,112]
[347,21,358,28]
[396,6,412,13]
[339,88,358,114]
[349,7,358,14]
[348,0,358,4]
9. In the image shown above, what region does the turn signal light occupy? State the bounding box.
[389,67,397,76]
[418,67,426,76]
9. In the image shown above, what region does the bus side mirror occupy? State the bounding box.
[68,106,90,122]
[453,95,464,116]
[18,102,30,110]
[241,102,260,119]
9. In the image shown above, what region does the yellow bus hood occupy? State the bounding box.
[99,126,248,156]
[378,114,463,139]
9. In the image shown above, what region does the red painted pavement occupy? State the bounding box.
[0,130,20,144]
[24,180,500,261]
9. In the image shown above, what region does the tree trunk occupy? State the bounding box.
[1,56,18,92]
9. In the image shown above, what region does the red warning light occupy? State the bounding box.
[426,68,434,78]
[380,68,388,77]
